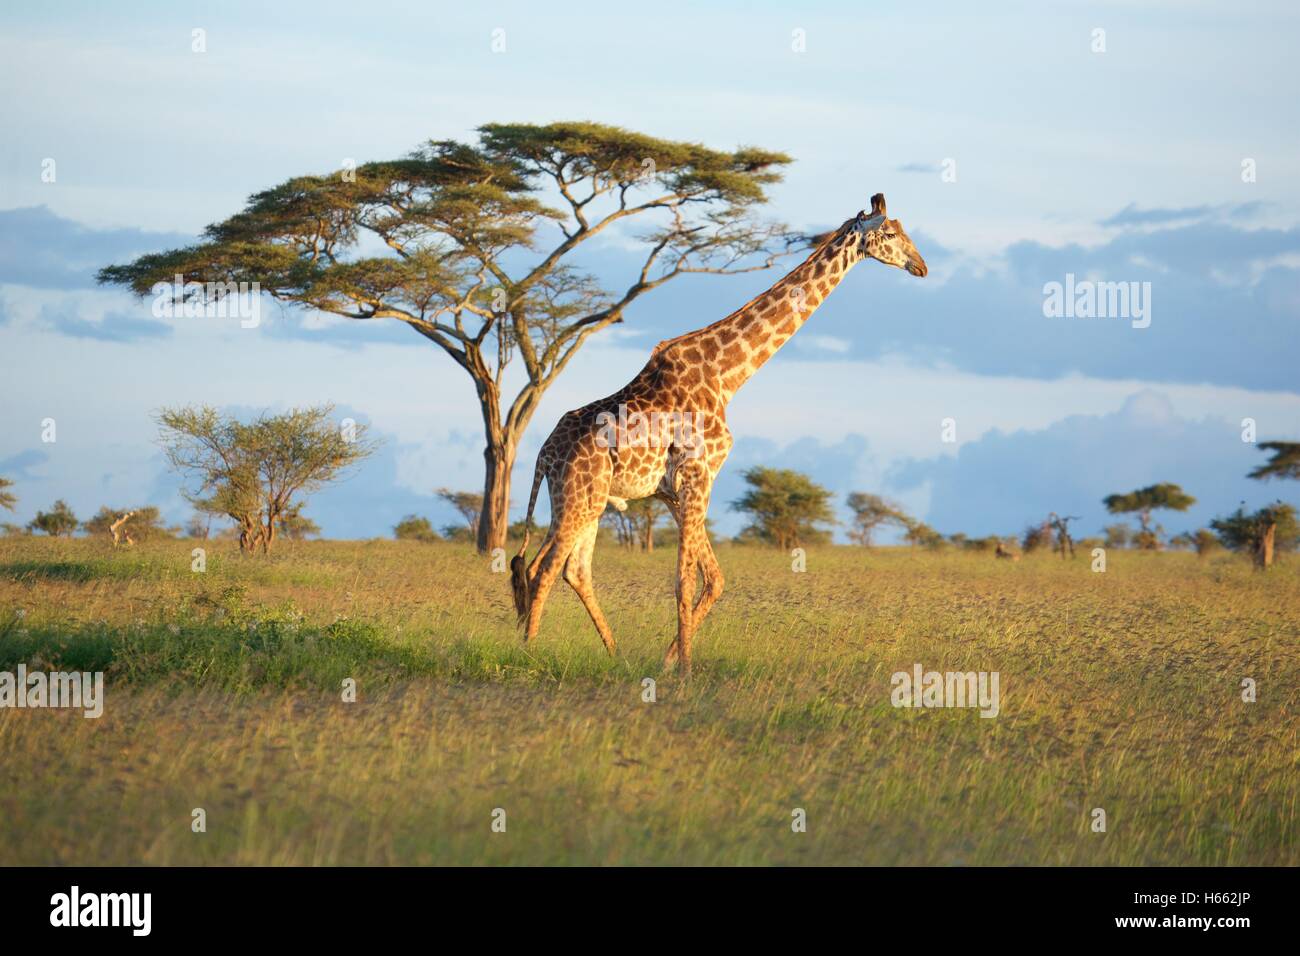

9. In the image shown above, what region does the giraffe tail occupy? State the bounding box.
[510,459,545,626]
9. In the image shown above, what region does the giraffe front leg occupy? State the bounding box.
[664,470,711,677]
[664,544,698,676]
[563,518,616,656]
[662,635,680,668]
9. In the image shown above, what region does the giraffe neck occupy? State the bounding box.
[700,238,859,402]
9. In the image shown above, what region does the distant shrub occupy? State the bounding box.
[1103,523,1132,549]
[28,500,79,537]
[394,516,439,542]
[900,519,944,549]
[1022,522,1052,553]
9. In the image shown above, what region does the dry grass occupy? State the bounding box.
[0,535,1295,865]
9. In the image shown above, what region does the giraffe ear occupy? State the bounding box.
[870,193,887,217]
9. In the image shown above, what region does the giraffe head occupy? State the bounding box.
[837,193,928,277]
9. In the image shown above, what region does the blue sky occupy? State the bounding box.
[1,0,1297,541]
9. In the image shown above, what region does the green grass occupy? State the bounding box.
[0,535,1295,865]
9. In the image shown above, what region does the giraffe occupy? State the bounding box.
[511,193,928,675]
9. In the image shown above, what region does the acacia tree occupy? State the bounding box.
[732,467,835,550]
[158,405,376,553]
[1212,503,1297,568]
[1103,483,1196,550]
[845,492,910,547]
[1241,440,1300,567]
[1047,512,1079,559]
[602,497,667,552]
[436,488,483,541]
[0,477,15,513]
[28,500,78,537]
[99,122,795,553]
[902,518,944,549]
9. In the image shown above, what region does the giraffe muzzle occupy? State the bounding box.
[907,257,928,278]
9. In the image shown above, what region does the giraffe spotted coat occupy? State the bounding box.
[511,193,928,675]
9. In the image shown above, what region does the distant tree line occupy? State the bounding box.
[4,436,1295,570]
[0,403,370,553]
[678,443,1299,570]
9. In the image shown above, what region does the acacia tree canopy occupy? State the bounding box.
[28,500,78,537]
[436,488,483,539]
[1103,482,1196,547]
[845,492,911,546]
[1249,441,1300,481]
[98,121,796,553]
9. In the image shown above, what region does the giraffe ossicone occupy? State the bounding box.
[511,192,928,675]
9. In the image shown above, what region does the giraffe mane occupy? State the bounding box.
[649,226,845,357]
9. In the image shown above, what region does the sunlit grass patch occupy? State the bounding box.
[0,536,1294,865]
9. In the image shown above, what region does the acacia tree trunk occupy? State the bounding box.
[477,436,515,554]
[237,512,263,554]
[1255,520,1276,569]
[473,365,541,556]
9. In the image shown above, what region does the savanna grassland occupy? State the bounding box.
[0,535,1295,866]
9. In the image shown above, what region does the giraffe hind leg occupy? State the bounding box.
[691,535,725,626]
